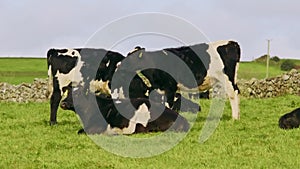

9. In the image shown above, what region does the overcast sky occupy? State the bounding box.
[1,0,299,61]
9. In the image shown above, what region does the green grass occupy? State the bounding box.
[0,58,47,84]
[238,61,285,80]
[1,95,300,168]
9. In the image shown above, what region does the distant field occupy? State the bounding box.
[0,58,299,84]
[238,61,285,80]
[0,58,47,84]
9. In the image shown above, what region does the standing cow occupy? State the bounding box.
[114,40,241,119]
[47,48,124,125]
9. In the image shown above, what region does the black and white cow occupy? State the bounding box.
[47,48,124,125]
[279,108,300,129]
[60,84,190,134]
[114,40,241,119]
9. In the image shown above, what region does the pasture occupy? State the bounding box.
[1,96,300,168]
[0,58,300,168]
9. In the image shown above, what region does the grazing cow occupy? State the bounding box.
[60,85,190,134]
[279,108,300,129]
[114,40,241,119]
[47,47,201,125]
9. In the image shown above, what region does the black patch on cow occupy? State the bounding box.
[217,41,241,91]
[79,49,125,84]
[165,43,211,87]
[114,43,211,109]
[47,49,79,75]
[98,51,125,82]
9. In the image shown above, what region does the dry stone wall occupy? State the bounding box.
[0,78,48,102]
[238,69,300,98]
[0,69,299,102]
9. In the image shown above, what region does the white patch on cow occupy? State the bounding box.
[59,49,80,57]
[173,96,179,102]
[231,90,240,119]
[234,62,239,84]
[115,61,122,72]
[104,103,151,135]
[89,80,111,95]
[165,102,170,108]
[225,77,240,119]
[111,87,124,99]
[145,90,149,97]
[72,87,79,91]
[115,100,122,104]
[47,65,53,99]
[206,40,229,85]
[118,87,125,99]
[162,50,168,55]
[111,89,119,99]
[106,60,110,67]
[116,61,121,67]
[156,89,165,95]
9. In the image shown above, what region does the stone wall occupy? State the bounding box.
[238,69,300,98]
[0,69,299,102]
[0,78,48,102]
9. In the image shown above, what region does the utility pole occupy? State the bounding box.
[266,39,271,78]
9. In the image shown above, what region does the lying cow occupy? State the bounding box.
[279,108,300,129]
[114,40,241,119]
[60,85,190,134]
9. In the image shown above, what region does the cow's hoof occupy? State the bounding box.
[50,121,57,126]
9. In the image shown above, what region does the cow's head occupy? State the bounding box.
[60,85,76,111]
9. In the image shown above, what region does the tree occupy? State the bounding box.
[281,60,295,71]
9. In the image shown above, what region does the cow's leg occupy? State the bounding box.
[50,90,62,125]
[225,80,240,120]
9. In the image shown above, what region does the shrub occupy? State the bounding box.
[281,60,295,71]
[271,56,280,62]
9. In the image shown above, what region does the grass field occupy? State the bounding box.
[237,61,285,80]
[1,95,300,168]
[0,58,47,84]
[1,58,300,168]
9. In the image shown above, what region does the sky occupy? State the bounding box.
[1,0,299,61]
